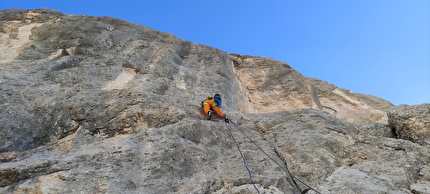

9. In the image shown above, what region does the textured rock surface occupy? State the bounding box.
[230,54,322,113]
[1,9,429,193]
[309,78,393,124]
[230,55,394,124]
[388,104,430,146]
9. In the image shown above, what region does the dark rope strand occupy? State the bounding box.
[229,120,301,194]
[230,120,322,194]
[224,121,261,194]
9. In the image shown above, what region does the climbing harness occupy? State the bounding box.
[225,118,322,194]
[224,120,261,194]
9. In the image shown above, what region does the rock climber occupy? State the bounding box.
[202,93,229,123]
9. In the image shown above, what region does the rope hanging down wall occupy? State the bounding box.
[224,118,322,194]
[224,121,261,194]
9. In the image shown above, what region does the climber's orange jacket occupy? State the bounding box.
[202,99,225,117]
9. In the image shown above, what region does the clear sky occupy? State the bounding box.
[2,0,429,105]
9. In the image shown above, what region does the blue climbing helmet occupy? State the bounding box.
[214,93,221,99]
[214,93,222,107]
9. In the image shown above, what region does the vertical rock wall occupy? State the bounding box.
[1,9,428,194]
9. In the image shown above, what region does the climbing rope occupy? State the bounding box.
[227,119,322,194]
[224,121,261,194]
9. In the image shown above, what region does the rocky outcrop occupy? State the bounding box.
[230,55,393,123]
[309,78,393,124]
[388,104,430,146]
[1,8,243,152]
[1,109,429,193]
[230,54,322,112]
[1,9,429,193]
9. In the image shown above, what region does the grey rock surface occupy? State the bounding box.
[1,9,429,193]
[388,104,430,146]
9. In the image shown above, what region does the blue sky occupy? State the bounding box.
[2,0,429,105]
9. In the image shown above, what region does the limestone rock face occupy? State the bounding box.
[1,9,429,194]
[388,104,430,146]
[230,54,322,113]
[309,78,393,124]
[0,8,243,152]
[230,55,393,124]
